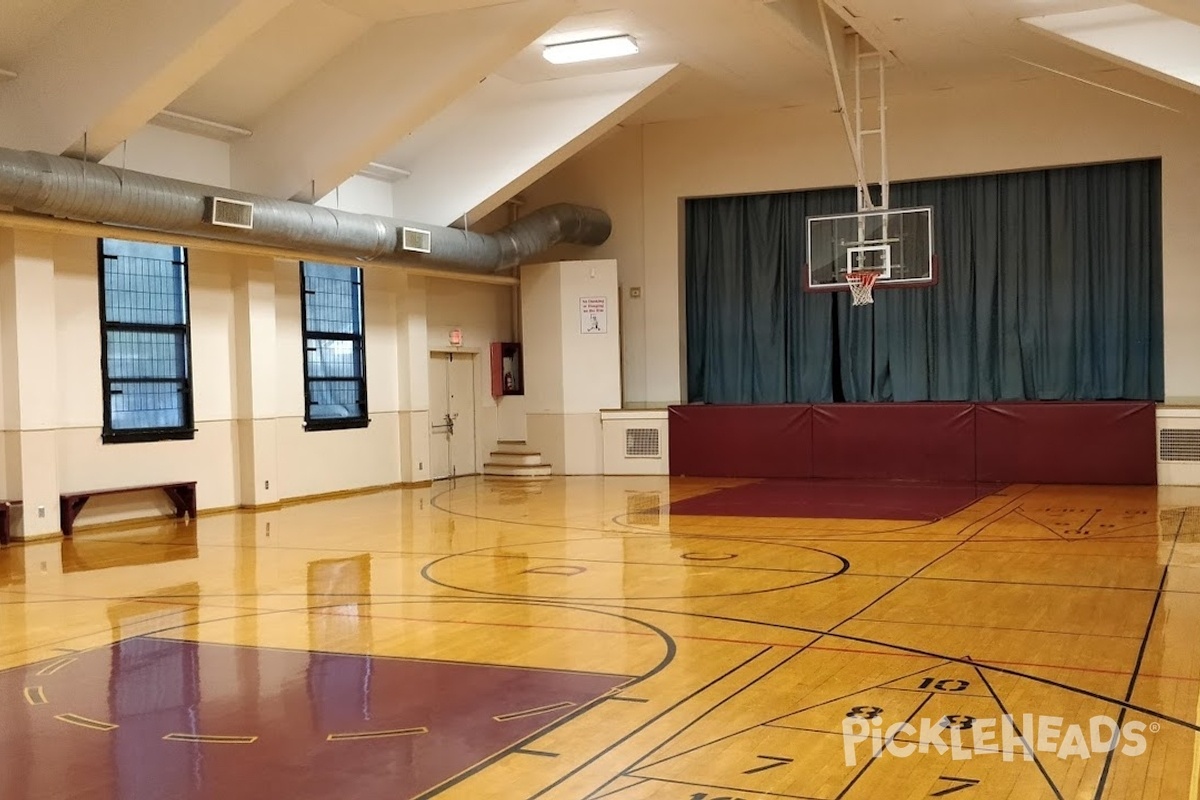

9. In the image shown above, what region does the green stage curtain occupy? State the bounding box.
[685,159,1163,403]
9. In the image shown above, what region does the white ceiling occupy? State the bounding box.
[0,0,1197,222]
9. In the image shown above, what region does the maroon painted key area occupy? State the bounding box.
[0,637,628,799]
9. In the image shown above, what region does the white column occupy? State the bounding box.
[521,259,621,475]
[0,229,62,538]
[232,256,281,507]
[396,274,431,485]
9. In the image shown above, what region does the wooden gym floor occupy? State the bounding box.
[2,476,1199,799]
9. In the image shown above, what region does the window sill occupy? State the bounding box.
[102,428,197,445]
[303,417,370,433]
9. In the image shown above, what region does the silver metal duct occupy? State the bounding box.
[0,147,610,272]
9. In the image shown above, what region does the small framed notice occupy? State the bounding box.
[580,296,608,334]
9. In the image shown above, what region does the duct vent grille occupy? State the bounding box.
[402,226,432,253]
[206,197,254,229]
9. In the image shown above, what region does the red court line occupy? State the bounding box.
[303,607,1200,685]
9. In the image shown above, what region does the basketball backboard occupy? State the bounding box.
[805,206,935,292]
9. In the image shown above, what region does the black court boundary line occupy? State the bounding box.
[10,552,1200,613]
[11,562,1200,612]
[595,602,1200,735]
[853,615,1146,643]
[630,658,954,774]
[432,480,958,541]
[589,777,649,799]
[836,692,936,799]
[415,491,1200,734]
[1015,509,1071,541]
[1,596,677,693]
[761,723,1019,755]
[3,594,684,800]
[525,646,774,800]
[144,634,642,681]
[419,540,851,602]
[1091,509,1183,800]
[972,664,1065,800]
[585,647,822,798]
[621,773,821,800]
[441,547,1185,596]
[449,548,849,577]
[830,486,1041,632]
[661,480,1011,526]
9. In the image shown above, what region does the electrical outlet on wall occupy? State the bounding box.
[265,480,270,490]
[37,505,45,518]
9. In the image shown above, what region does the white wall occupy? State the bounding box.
[520,75,1200,405]
[0,220,517,535]
[425,276,516,463]
[317,174,395,217]
[53,237,240,519]
[98,124,232,187]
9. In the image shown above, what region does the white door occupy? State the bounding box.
[429,352,477,480]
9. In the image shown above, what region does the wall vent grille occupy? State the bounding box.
[402,226,432,253]
[1159,429,1200,462]
[626,428,660,458]
[206,197,254,229]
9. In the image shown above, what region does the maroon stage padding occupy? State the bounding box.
[668,404,813,478]
[668,479,1003,521]
[812,403,976,482]
[975,401,1156,485]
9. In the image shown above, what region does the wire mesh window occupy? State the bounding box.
[301,263,368,429]
[99,238,194,442]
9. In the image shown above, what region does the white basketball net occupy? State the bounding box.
[846,270,882,306]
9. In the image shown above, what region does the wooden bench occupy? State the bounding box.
[0,501,20,546]
[59,482,197,537]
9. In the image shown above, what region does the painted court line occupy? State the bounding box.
[55,713,118,732]
[36,657,76,676]
[163,733,258,744]
[327,727,428,742]
[494,701,576,722]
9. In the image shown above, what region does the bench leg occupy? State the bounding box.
[0,506,9,546]
[163,486,197,521]
[60,496,89,537]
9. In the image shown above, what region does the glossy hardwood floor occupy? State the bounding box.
[2,477,1200,799]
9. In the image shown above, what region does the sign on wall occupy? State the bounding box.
[580,297,608,334]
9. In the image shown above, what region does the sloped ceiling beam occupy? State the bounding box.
[1022,4,1200,96]
[0,0,295,159]
[390,64,682,227]
[230,0,569,201]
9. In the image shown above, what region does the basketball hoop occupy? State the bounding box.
[846,270,882,306]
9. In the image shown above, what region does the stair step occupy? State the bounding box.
[489,452,543,466]
[484,472,553,483]
[483,463,553,478]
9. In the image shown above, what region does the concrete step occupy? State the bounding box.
[488,451,544,466]
[482,463,553,479]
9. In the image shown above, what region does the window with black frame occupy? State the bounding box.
[301,262,368,430]
[98,238,194,443]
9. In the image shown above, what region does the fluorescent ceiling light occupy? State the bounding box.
[543,35,638,65]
